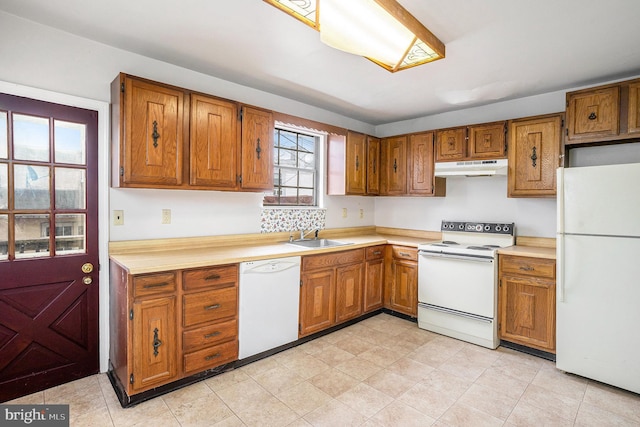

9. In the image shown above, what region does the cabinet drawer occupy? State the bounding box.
[365,245,385,260]
[183,265,238,291]
[500,255,555,279]
[392,246,418,262]
[183,340,238,374]
[183,287,237,327]
[133,272,177,298]
[183,319,237,352]
[302,249,364,271]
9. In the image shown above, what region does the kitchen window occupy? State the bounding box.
[264,127,319,207]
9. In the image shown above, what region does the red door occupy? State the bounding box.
[0,93,99,402]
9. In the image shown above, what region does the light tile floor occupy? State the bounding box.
[7,313,640,426]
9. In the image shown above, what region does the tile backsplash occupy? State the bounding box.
[261,208,326,233]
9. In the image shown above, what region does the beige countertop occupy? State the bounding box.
[498,245,556,259]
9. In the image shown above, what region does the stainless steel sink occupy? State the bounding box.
[287,239,352,248]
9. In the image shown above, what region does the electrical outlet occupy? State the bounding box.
[342,208,347,218]
[113,210,124,226]
[359,208,364,219]
[162,209,171,224]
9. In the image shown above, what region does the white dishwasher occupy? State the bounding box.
[238,256,301,359]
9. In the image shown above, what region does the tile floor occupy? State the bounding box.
[7,313,640,426]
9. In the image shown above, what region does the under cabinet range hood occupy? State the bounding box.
[434,158,508,177]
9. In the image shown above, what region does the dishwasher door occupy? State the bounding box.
[239,256,301,359]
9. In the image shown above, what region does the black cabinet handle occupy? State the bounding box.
[256,138,262,159]
[204,331,221,339]
[152,327,162,357]
[588,112,597,120]
[205,353,221,361]
[530,146,538,168]
[151,121,160,148]
[205,274,221,281]
[393,158,398,173]
[143,282,168,289]
[204,304,221,311]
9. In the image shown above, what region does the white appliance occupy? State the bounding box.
[418,221,515,349]
[238,256,301,359]
[434,158,508,177]
[556,163,640,394]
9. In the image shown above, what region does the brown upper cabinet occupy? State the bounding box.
[435,122,507,162]
[508,113,563,198]
[327,131,380,196]
[111,73,273,191]
[408,132,446,196]
[380,135,408,195]
[566,78,640,145]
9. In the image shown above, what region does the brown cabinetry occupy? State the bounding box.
[327,131,381,196]
[388,246,418,317]
[381,136,408,195]
[111,73,273,192]
[109,261,238,399]
[345,131,367,194]
[508,113,563,198]
[436,122,506,162]
[299,249,364,337]
[366,136,381,195]
[363,245,385,312]
[408,132,446,196]
[566,78,640,145]
[498,255,556,353]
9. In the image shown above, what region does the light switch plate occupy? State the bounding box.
[113,210,124,226]
[162,209,171,224]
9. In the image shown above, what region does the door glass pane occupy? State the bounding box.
[55,213,85,255]
[0,111,7,159]
[14,164,50,209]
[55,167,85,209]
[13,114,50,161]
[0,163,7,209]
[0,214,7,260]
[15,213,50,259]
[55,120,86,165]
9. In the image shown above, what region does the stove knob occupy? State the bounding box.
[496,225,502,232]
[475,224,482,232]
[459,224,464,230]
[503,225,510,232]
[484,225,491,231]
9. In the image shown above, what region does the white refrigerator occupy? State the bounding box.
[556,163,640,394]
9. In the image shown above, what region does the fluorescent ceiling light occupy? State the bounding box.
[264,0,445,72]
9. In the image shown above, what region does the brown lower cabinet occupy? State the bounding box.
[363,245,385,312]
[387,246,418,317]
[498,255,556,353]
[109,261,239,397]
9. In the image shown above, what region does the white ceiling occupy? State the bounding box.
[2,0,640,125]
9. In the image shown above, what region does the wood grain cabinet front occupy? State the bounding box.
[327,131,381,196]
[387,246,418,317]
[498,255,556,353]
[363,245,385,313]
[436,122,506,162]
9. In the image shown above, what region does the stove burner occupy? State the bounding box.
[466,246,492,250]
[442,241,459,245]
[431,243,449,247]
[483,245,500,248]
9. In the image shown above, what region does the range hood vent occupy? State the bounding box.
[434,158,508,177]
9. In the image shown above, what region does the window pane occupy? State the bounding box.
[14,164,50,209]
[299,170,314,188]
[279,187,298,205]
[298,134,315,153]
[0,214,7,260]
[55,167,86,209]
[298,151,315,169]
[278,147,297,167]
[0,164,7,209]
[55,120,86,165]
[280,168,298,187]
[0,111,7,159]
[277,130,297,149]
[15,213,50,259]
[55,213,85,255]
[13,114,49,161]
[299,188,314,206]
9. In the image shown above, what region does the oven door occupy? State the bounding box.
[418,251,496,318]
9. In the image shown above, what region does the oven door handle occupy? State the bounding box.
[419,303,493,323]
[418,251,494,263]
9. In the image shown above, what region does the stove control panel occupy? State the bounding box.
[441,221,514,235]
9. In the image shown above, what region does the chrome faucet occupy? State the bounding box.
[299,229,319,240]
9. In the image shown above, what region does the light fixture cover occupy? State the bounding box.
[263,0,445,72]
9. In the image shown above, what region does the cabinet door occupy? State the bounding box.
[366,136,381,195]
[468,122,506,159]
[628,81,640,135]
[435,127,466,161]
[123,77,184,186]
[240,106,273,190]
[335,264,363,323]
[499,276,555,352]
[132,296,177,391]
[408,132,435,195]
[190,94,238,188]
[567,86,619,142]
[299,269,335,336]
[390,259,417,316]
[345,131,366,195]
[383,136,407,195]
[508,114,562,197]
[364,258,384,312]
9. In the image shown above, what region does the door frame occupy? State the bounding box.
[0,80,110,372]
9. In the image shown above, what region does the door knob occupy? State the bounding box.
[82,276,93,285]
[81,263,94,274]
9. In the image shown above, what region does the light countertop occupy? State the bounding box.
[498,245,556,259]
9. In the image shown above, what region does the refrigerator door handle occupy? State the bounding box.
[556,167,565,303]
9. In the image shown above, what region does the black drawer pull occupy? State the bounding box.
[204,331,221,339]
[373,251,382,255]
[399,252,411,257]
[143,282,169,289]
[519,266,534,271]
[588,112,597,120]
[205,353,221,361]
[204,304,221,311]
[205,274,221,281]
